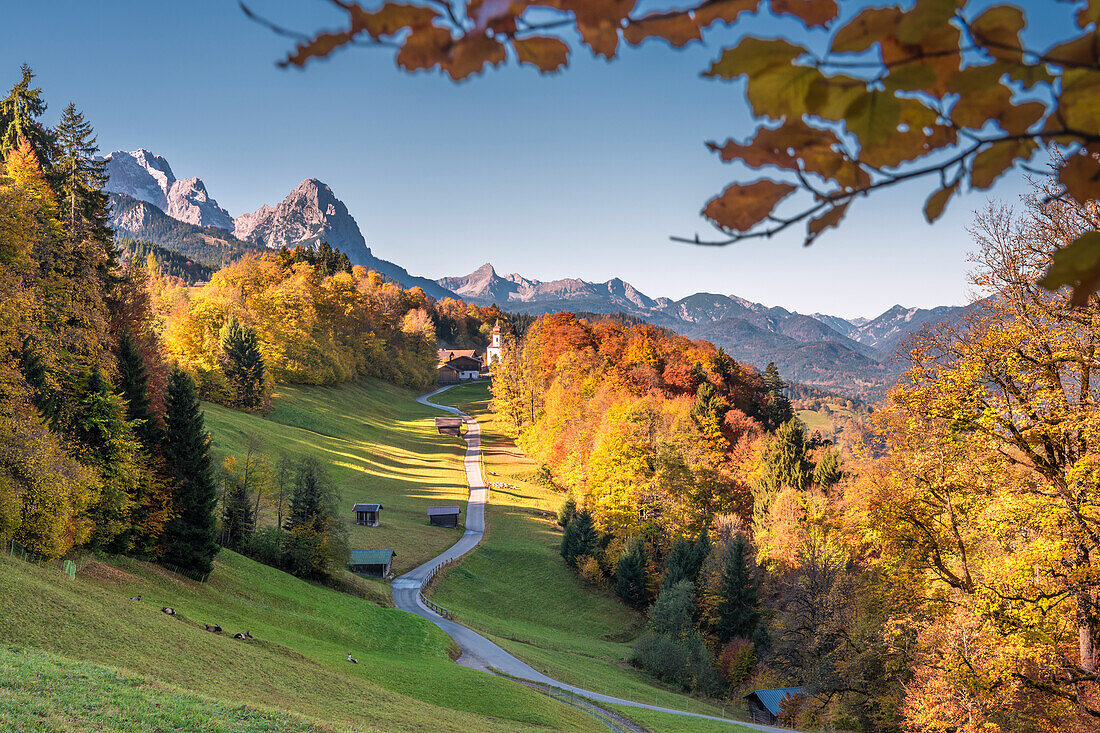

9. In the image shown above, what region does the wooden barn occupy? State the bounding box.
[434,417,463,436]
[743,687,806,726]
[437,363,460,384]
[352,503,382,526]
[347,549,395,578]
[437,349,483,381]
[427,506,460,528]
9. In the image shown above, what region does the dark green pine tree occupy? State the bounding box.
[557,494,577,528]
[760,362,793,431]
[221,478,254,551]
[560,508,598,568]
[284,457,330,533]
[54,102,112,252]
[812,448,844,489]
[0,64,56,163]
[116,330,161,451]
[221,316,266,409]
[713,533,759,643]
[615,536,650,609]
[161,367,219,576]
[662,531,710,590]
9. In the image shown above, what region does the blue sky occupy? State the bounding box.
[1,0,1073,318]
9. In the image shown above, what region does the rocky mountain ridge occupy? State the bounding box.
[105,149,453,299]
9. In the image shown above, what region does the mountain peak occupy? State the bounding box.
[104,149,232,229]
[233,180,368,264]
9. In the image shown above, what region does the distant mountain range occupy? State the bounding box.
[437,263,981,398]
[102,148,976,399]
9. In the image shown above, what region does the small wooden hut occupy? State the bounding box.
[352,503,382,526]
[347,549,395,578]
[743,687,805,726]
[427,506,460,528]
[434,417,463,436]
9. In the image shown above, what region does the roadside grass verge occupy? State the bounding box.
[430,382,747,721]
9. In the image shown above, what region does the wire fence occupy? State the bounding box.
[6,540,86,580]
[420,558,456,620]
[5,539,208,584]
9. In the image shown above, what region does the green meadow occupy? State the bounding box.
[202,379,471,576]
[0,543,600,732]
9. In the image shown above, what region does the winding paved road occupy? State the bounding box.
[392,385,794,733]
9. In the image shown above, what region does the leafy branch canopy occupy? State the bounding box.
[245,0,1100,301]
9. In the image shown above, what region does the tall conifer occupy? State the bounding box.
[615,536,650,609]
[221,316,266,409]
[0,65,55,163]
[161,367,218,576]
[713,533,759,643]
[116,330,161,451]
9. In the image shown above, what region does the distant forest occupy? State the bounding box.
[117,238,213,284]
[108,192,261,267]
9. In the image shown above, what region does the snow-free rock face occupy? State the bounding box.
[104,150,233,229]
[233,178,371,265]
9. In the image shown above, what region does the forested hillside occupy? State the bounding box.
[489,186,1100,730]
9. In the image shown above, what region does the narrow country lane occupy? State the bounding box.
[392,385,797,733]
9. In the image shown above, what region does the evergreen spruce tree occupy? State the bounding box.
[221,316,266,409]
[54,102,111,249]
[662,532,711,590]
[560,508,598,568]
[0,65,55,163]
[161,367,218,576]
[714,533,759,643]
[760,362,793,430]
[116,330,161,451]
[221,477,254,551]
[557,494,577,528]
[284,456,329,533]
[812,449,844,490]
[615,536,650,609]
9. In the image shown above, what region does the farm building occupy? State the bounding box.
[427,506,460,528]
[437,349,482,381]
[434,416,463,436]
[437,363,460,384]
[352,503,382,526]
[347,549,395,578]
[743,687,806,726]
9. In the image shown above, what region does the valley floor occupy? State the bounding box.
[428,382,757,726]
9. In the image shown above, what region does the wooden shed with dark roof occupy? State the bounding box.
[426,506,461,528]
[352,503,382,526]
[347,549,395,578]
[743,686,806,725]
[434,417,463,436]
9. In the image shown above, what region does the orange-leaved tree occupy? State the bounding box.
[247,0,1100,300]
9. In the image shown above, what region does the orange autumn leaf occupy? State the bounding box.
[702,179,796,232]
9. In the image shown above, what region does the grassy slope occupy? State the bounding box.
[0,646,330,733]
[429,383,747,723]
[0,378,610,732]
[202,379,471,575]
[0,550,599,732]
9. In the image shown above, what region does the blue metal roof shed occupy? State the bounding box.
[743,687,806,725]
